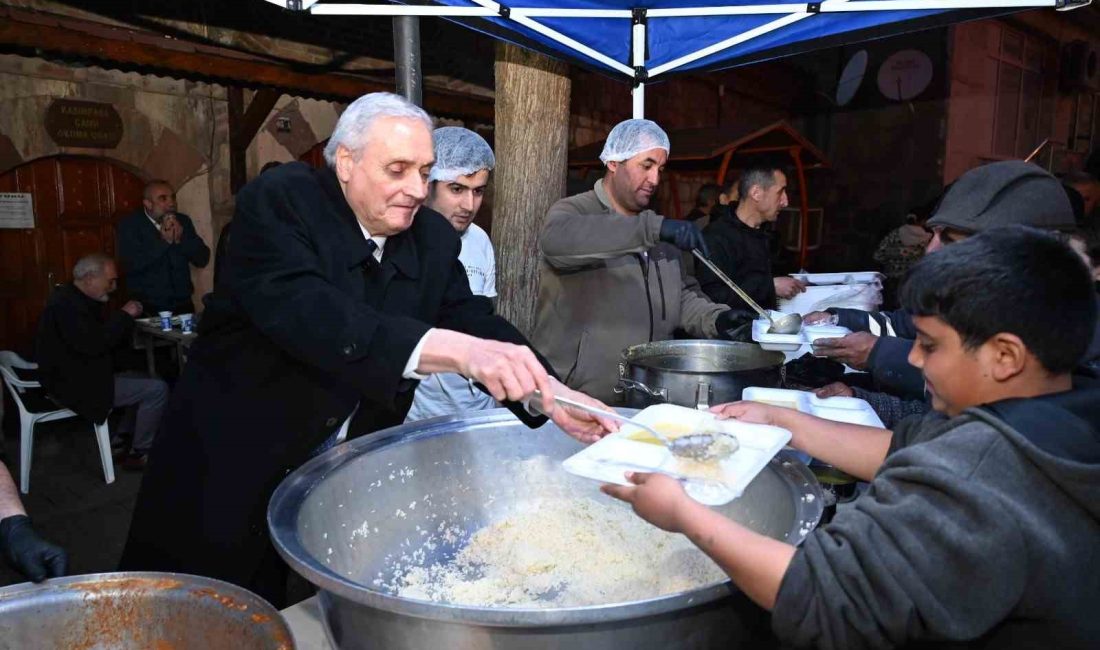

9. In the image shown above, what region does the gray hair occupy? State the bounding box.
[323,93,433,168]
[73,253,113,281]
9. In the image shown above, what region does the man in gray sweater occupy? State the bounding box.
[532,119,751,402]
[606,226,1100,649]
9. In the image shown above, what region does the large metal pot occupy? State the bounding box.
[0,572,293,649]
[617,340,785,409]
[269,409,822,650]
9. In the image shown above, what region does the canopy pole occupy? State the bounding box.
[393,16,422,105]
[631,11,646,118]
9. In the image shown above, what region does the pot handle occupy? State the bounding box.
[614,378,668,401]
[695,381,711,411]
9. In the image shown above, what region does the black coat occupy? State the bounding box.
[696,205,778,310]
[120,163,550,596]
[34,284,133,424]
[116,209,210,313]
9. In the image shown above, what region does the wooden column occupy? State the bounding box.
[492,43,571,336]
[228,87,282,194]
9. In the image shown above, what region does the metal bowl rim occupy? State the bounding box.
[268,408,822,627]
[620,340,786,374]
[0,570,293,642]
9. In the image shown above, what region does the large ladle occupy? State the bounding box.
[692,249,803,335]
[533,391,738,462]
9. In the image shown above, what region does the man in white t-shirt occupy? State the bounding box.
[406,127,500,421]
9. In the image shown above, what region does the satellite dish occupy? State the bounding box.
[877,49,934,101]
[835,50,868,107]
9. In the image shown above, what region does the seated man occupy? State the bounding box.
[532,118,751,402]
[606,226,1100,648]
[35,254,169,469]
[0,462,66,582]
[117,179,210,315]
[406,127,500,421]
[696,164,805,311]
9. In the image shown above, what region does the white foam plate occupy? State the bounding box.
[790,271,884,286]
[741,386,884,428]
[562,403,791,505]
[751,314,850,352]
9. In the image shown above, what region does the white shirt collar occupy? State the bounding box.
[144,209,161,231]
[357,222,386,262]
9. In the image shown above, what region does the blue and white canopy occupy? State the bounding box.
[265,0,1085,116]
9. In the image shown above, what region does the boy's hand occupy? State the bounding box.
[709,401,785,426]
[601,472,694,533]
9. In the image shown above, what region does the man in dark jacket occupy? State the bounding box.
[608,227,1100,649]
[809,161,1085,413]
[696,165,805,312]
[116,180,210,315]
[119,93,616,606]
[35,254,169,468]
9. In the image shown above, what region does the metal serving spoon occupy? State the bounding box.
[535,391,739,462]
[692,249,803,335]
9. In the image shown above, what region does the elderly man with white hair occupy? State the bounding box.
[406,126,501,421]
[120,93,617,605]
[532,119,754,403]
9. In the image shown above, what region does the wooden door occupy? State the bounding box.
[0,156,145,356]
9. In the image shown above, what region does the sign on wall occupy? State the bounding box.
[0,193,34,229]
[44,99,124,149]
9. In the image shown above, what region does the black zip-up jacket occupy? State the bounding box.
[696,204,778,311]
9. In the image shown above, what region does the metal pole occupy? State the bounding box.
[631,16,646,118]
[393,16,422,106]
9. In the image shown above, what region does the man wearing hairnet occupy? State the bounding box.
[406,127,500,421]
[532,119,753,403]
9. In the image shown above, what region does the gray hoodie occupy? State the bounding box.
[773,378,1100,649]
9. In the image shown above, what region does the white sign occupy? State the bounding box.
[0,193,34,229]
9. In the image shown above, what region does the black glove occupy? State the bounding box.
[0,515,68,582]
[658,219,710,257]
[715,309,756,342]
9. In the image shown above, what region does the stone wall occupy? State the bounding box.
[0,53,230,303]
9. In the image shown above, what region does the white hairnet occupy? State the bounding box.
[429,127,495,182]
[598,119,670,164]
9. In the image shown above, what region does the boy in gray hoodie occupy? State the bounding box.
[604,226,1100,649]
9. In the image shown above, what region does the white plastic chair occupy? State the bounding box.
[0,351,115,494]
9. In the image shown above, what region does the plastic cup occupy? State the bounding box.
[179,313,193,334]
[158,311,173,331]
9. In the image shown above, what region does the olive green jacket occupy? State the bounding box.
[531,180,728,403]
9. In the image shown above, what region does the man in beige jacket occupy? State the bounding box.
[532,119,751,403]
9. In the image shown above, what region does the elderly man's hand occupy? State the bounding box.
[460,338,553,407]
[811,331,878,370]
[543,379,619,443]
[121,301,143,318]
[601,472,695,533]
